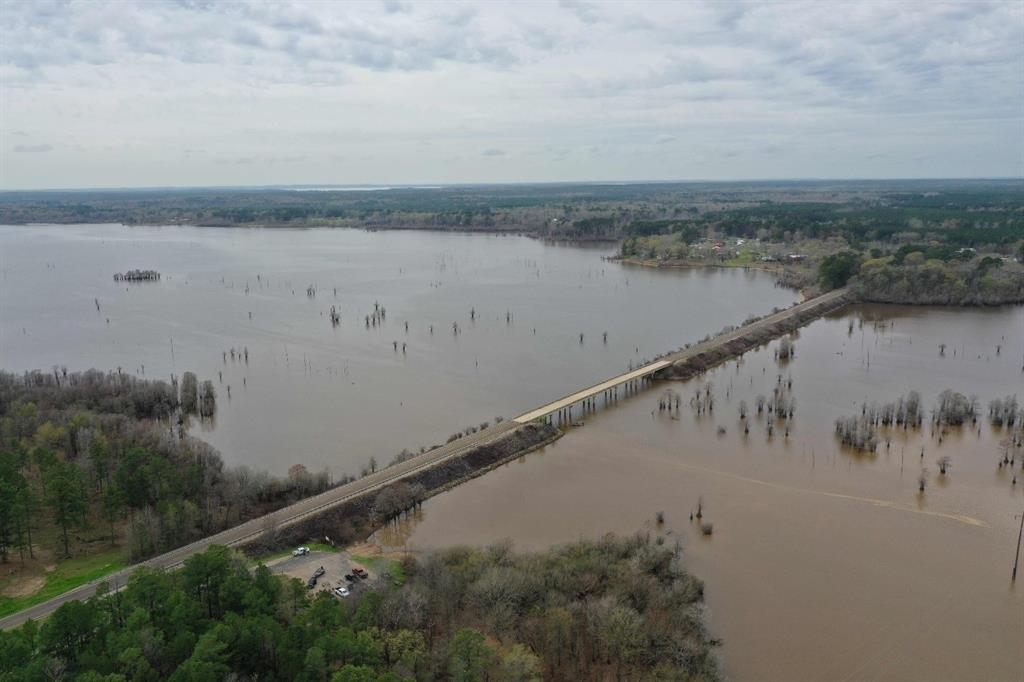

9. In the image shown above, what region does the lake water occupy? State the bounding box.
[378,304,1024,682]
[0,224,797,476]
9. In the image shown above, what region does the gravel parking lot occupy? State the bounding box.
[265,550,376,597]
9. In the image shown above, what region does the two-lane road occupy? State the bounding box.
[0,420,518,630]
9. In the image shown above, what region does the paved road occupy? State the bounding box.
[0,419,518,630]
[1,287,850,630]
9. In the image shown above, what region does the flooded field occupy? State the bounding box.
[0,224,796,476]
[378,304,1024,682]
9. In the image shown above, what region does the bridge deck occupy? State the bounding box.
[514,287,849,424]
[514,360,670,423]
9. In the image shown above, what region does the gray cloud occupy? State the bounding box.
[13,144,53,153]
[559,0,601,25]
[0,0,527,84]
[0,1,1020,188]
[382,1,410,14]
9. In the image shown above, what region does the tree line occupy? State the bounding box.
[0,370,329,565]
[0,534,719,681]
[4,181,1021,247]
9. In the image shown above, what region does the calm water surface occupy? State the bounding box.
[379,304,1024,682]
[0,224,796,476]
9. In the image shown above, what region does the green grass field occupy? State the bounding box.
[0,548,127,619]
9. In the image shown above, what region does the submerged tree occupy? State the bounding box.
[180,372,198,414]
[835,414,878,452]
[989,395,1019,427]
[933,389,975,426]
[198,381,216,418]
[776,336,794,361]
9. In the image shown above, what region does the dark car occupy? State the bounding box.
[306,576,318,589]
[313,566,326,579]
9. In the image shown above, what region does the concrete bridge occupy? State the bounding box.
[514,287,850,426]
[1,287,850,630]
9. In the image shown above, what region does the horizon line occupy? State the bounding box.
[1,176,1022,194]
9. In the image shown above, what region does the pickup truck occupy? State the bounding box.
[292,547,310,557]
[352,566,369,579]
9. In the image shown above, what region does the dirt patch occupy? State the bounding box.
[1,575,45,599]
[0,551,58,599]
[346,543,381,557]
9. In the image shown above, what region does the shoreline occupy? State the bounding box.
[613,255,818,299]
[7,220,623,244]
[243,423,566,558]
[613,255,784,275]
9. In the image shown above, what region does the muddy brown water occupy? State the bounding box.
[0,224,797,476]
[377,304,1024,682]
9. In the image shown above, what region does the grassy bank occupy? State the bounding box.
[350,552,406,586]
[618,255,787,275]
[0,548,126,619]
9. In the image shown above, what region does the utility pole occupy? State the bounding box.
[1013,510,1024,582]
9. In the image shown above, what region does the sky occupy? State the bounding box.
[1,0,1022,190]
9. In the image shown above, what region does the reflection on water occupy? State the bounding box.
[0,224,797,475]
[379,304,1024,682]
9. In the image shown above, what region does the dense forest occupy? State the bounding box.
[0,535,719,681]
[851,253,1024,305]
[0,370,330,568]
[610,184,1023,303]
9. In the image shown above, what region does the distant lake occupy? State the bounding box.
[0,224,797,476]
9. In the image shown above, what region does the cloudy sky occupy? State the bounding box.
[1,0,1021,189]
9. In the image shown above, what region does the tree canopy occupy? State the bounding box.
[1,535,719,681]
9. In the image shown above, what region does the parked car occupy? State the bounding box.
[292,546,310,556]
[352,566,369,579]
[344,573,357,582]
[306,576,317,589]
[313,566,326,579]
[333,586,350,598]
